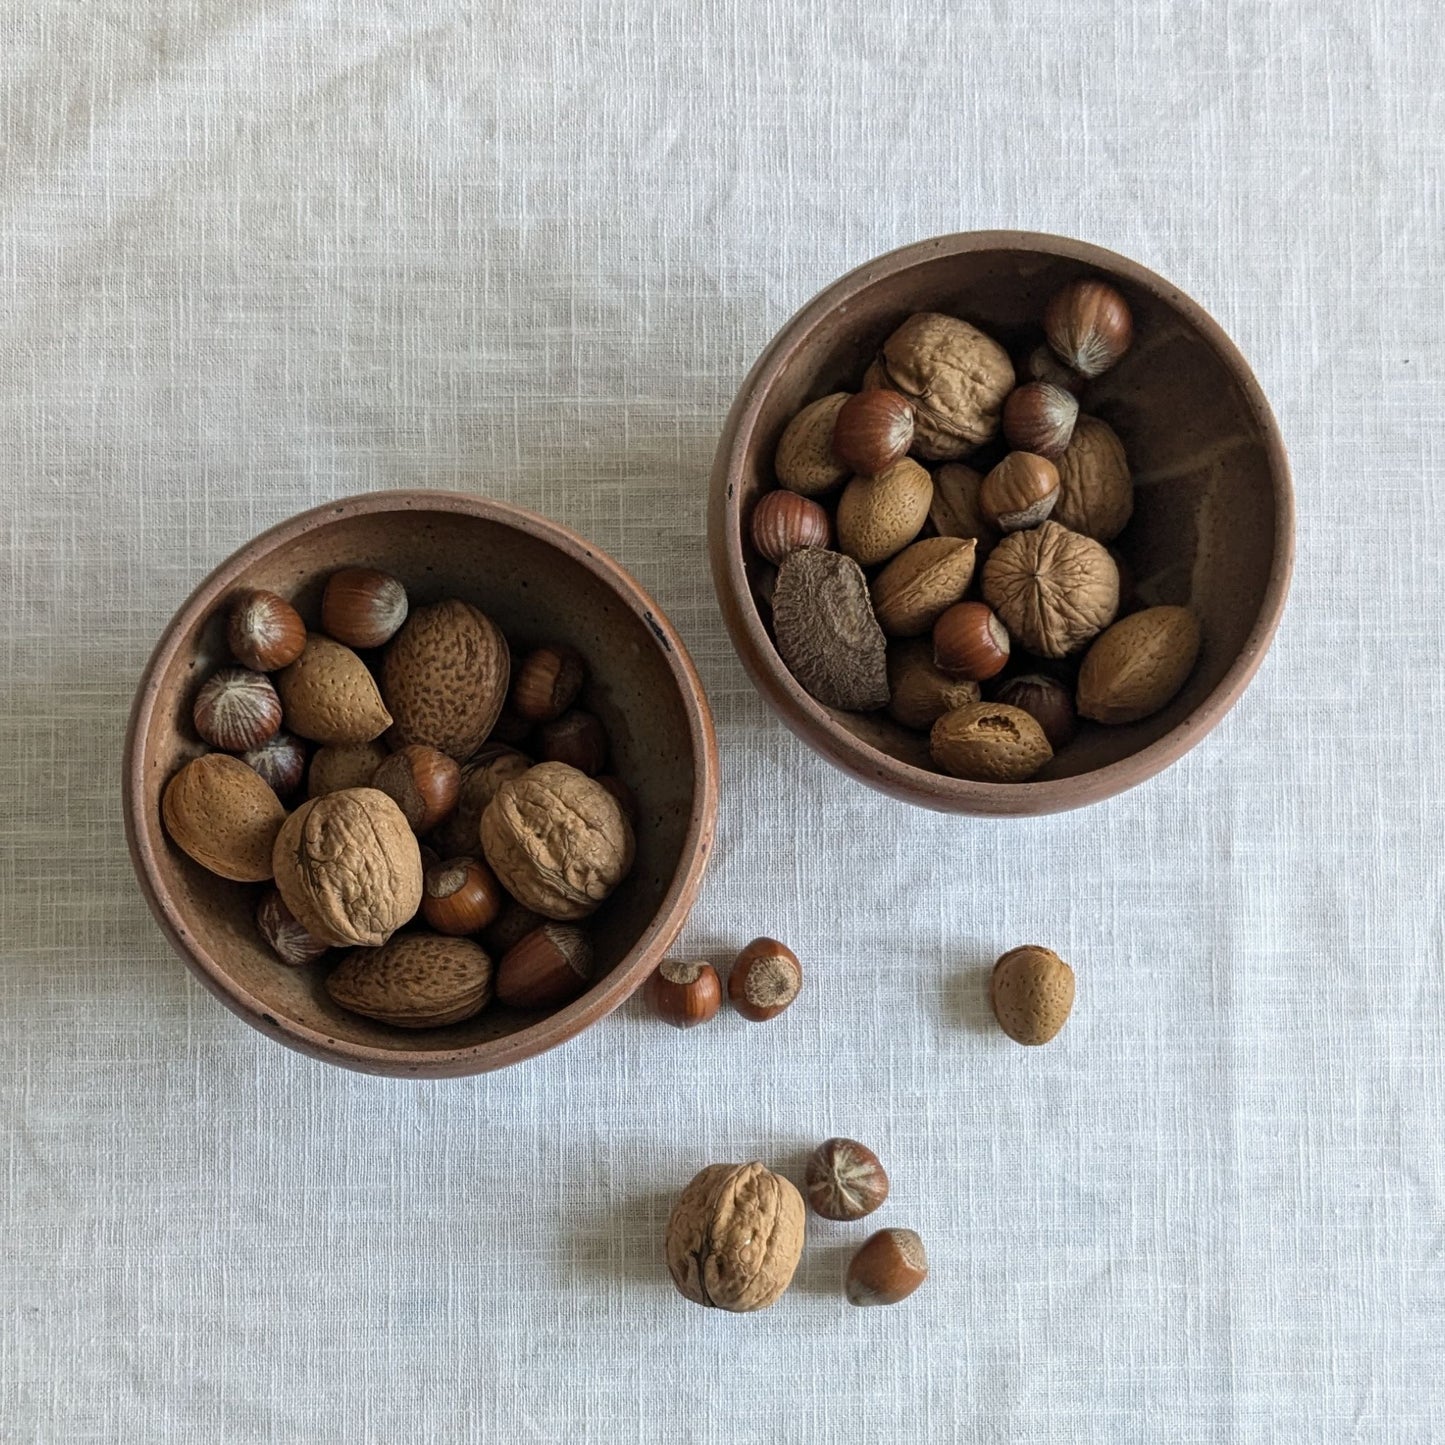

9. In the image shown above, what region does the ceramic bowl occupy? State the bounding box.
[124,490,718,1076]
[709,231,1293,814]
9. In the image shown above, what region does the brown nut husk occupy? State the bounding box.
[771,547,888,712]
[1053,415,1134,542]
[664,1162,806,1312]
[774,392,852,496]
[480,762,635,920]
[380,599,510,760]
[869,536,978,638]
[1076,606,1201,724]
[161,753,287,882]
[272,787,424,948]
[429,747,532,858]
[275,635,393,745]
[981,521,1119,658]
[930,702,1053,783]
[885,640,981,731]
[875,313,1015,459]
[835,458,933,567]
[325,933,493,1028]
[990,945,1075,1044]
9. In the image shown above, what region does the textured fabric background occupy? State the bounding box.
[2,1,1442,1440]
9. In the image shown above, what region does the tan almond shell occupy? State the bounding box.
[161,753,286,882]
[276,635,393,745]
[1053,415,1134,541]
[774,392,852,497]
[306,740,389,798]
[981,521,1119,659]
[429,748,531,857]
[771,548,889,712]
[877,313,1015,459]
[835,458,933,567]
[325,933,493,1028]
[1077,606,1201,724]
[272,787,424,948]
[885,640,981,731]
[480,762,635,921]
[870,536,978,637]
[664,1161,806,1312]
[990,945,1075,1044]
[929,701,1053,783]
[929,463,1000,560]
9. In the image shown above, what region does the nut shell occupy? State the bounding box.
[771,548,888,713]
[846,1228,928,1306]
[380,599,510,760]
[1001,382,1079,459]
[537,710,609,776]
[1053,415,1134,542]
[932,601,1010,682]
[421,855,505,935]
[749,490,831,565]
[930,701,1053,783]
[994,674,1077,751]
[371,744,462,833]
[835,458,933,567]
[242,730,307,799]
[326,933,493,1028]
[646,959,723,1029]
[982,521,1119,659]
[885,640,980,731]
[990,945,1075,1044]
[306,740,389,798]
[804,1139,890,1221]
[978,452,1060,533]
[162,753,287,882]
[728,937,802,1022]
[429,747,532,858]
[665,1161,806,1312]
[480,762,635,920]
[321,568,409,650]
[869,536,977,638]
[227,590,307,672]
[276,635,393,745]
[193,666,283,752]
[1076,606,1201,724]
[511,645,585,723]
[495,923,594,1008]
[271,787,424,948]
[1044,278,1134,378]
[255,887,331,967]
[876,312,1014,459]
[830,389,915,476]
[774,392,852,496]
[929,462,1000,561]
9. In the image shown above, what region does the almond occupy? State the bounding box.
[990,945,1074,1044]
[161,753,286,882]
[774,392,852,497]
[276,635,392,745]
[835,459,933,567]
[1076,606,1201,724]
[929,701,1052,783]
[380,599,510,760]
[869,536,977,637]
[306,740,389,798]
[325,933,493,1028]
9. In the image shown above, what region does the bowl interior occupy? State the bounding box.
[724,239,1287,801]
[131,500,706,1067]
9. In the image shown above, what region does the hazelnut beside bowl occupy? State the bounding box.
[124,490,719,1077]
[708,231,1293,816]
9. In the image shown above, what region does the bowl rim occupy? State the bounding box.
[123,488,720,1076]
[708,229,1295,815]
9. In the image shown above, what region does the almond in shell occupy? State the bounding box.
[161,753,287,882]
[1076,606,1201,724]
[990,945,1075,1045]
[835,458,933,567]
[325,933,493,1028]
[929,701,1053,783]
[774,392,852,497]
[276,635,392,745]
[869,536,977,637]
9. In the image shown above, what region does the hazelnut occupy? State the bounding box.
[804,1139,889,1221]
[1001,382,1079,459]
[1044,278,1134,378]
[932,601,1009,682]
[371,744,462,833]
[241,730,307,799]
[978,452,1060,533]
[990,945,1074,1044]
[930,701,1052,783]
[1020,343,1086,396]
[981,521,1119,658]
[421,855,505,935]
[646,959,723,1029]
[537,709,609,776]
[994,674,1077,751]
[321,567,409,649]
[728,937,802,1022]
[830,389,915,476]
[255,887,330,967]
[495,923,594,1009]
[845,1228,928,1306]
[885,640,980,732]
[193,666,283,752]
[226,589,306,672]
[774,392,852,497]
[511,644,586,723]
[749,490,831,565]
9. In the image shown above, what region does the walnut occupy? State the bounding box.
[664,1161,806,1312]
[272,787,423,948]
[479,762,634,921]
[981,521,1119,658]
[429,746,531,857]
[873,313,1014,460]
[1053,415,1134,541]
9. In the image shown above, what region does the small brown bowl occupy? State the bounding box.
[709,231,1293,815]
[124,490,719,1076]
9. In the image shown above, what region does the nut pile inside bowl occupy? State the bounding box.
[753,278,1202,784]
[160,568,639,1030]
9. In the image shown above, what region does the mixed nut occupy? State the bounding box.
[755,277,1204,783]
[161,572,638,1030]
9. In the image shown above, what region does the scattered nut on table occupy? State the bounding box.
[845,1228,928,1306]
[990,945,1075,1044]
[805,1139,890,1221]
[645,958,723,1029]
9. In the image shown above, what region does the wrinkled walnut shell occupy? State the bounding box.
[1053,414,1134,542]
[981,521,1119,659]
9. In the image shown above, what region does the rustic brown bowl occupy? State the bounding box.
[709,232,1293,814]
[124,490,719,1076]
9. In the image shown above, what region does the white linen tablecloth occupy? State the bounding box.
[2,1,1442,1440]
